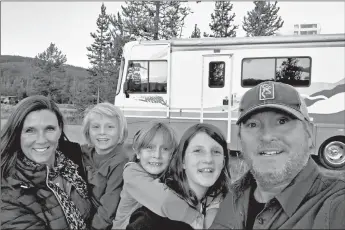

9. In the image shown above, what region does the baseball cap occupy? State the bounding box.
[237,81,311,125]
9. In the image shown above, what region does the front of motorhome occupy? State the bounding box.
[114,34,345,169]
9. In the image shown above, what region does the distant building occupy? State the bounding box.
[293,23,321,35]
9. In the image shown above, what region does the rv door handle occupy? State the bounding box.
[223,97,229,105]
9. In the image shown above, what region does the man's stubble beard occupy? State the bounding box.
[243,144,310,189]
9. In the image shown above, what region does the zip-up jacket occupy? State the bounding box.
[1,141,92,230]
[82,144,129,230]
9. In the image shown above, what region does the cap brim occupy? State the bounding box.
[236,104,305,125]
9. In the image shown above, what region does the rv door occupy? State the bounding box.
[202,54,233,142]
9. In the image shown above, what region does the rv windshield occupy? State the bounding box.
[125,60,167,94]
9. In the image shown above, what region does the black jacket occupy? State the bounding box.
[126,206,194,230]
[1,141,93,230]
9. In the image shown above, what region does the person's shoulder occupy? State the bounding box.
[123,162,146,178]
[314,173,345,207]
[114,144,131,159]
[316,172,345,192]
[101,144,128,167]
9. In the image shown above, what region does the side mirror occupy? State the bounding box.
[123,81,130,98]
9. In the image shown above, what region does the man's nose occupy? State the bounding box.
[260,124,278,142]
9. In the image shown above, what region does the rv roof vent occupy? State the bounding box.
[214,49,221,53]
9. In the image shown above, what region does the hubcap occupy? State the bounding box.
[324,141,345,166]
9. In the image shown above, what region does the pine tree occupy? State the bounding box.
[242,1,284,37]
[86,3,113,104]
[190,24,201,38]
[32,43,67,100]
[206,1,238,37]
[276,58,303,83]
[120,1,192,40]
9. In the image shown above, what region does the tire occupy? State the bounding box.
[319,137,345,170]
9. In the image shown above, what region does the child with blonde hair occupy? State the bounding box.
[113,122,200,229]
[81,102,128,229]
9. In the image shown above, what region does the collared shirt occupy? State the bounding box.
[191,195,222,229]
[210,158,345,229]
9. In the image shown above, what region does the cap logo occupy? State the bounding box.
[259,82,274,100]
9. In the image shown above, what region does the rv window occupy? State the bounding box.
[242,57,311,87]
[209,61,225,88]
[125,60,167,93]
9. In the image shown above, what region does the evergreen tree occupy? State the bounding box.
[86,3,113,104]
[190,24,201,38]
[276,58,303,83]
[32,43,67,100]
[120,1,192,40]
[242,1,284,37]
[206,1,238,37]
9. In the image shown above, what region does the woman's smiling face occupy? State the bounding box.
[20,109,61,166]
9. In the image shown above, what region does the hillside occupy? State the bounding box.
[0,55,89,79]
[0,55,91,102]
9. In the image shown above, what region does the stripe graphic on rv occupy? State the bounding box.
[304,83,345,107]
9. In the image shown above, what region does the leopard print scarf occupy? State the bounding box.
[22,150,88,230]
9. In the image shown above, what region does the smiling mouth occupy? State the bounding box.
[198,168,214,173]
[97,138,109,142]
[149,162,163,167]
[259,150,283,156]
[34,147,50,152]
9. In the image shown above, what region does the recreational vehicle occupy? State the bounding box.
[114,33,345,170]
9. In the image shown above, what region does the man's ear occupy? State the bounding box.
[237,126,243,151]
[305,121,314,150]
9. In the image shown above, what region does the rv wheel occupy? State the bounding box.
[319,137,345,170]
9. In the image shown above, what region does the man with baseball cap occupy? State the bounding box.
[211,81,345,229]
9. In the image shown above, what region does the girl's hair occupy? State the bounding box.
[165,123,231,207]
[131,122,178,174]
[1,95,68,179]
[82,102,128,146]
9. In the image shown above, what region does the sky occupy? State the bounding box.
[1,1,344,69]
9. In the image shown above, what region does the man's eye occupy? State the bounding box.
[247,122,257,128]
[47,127,56,131]
[278,117,289,125]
